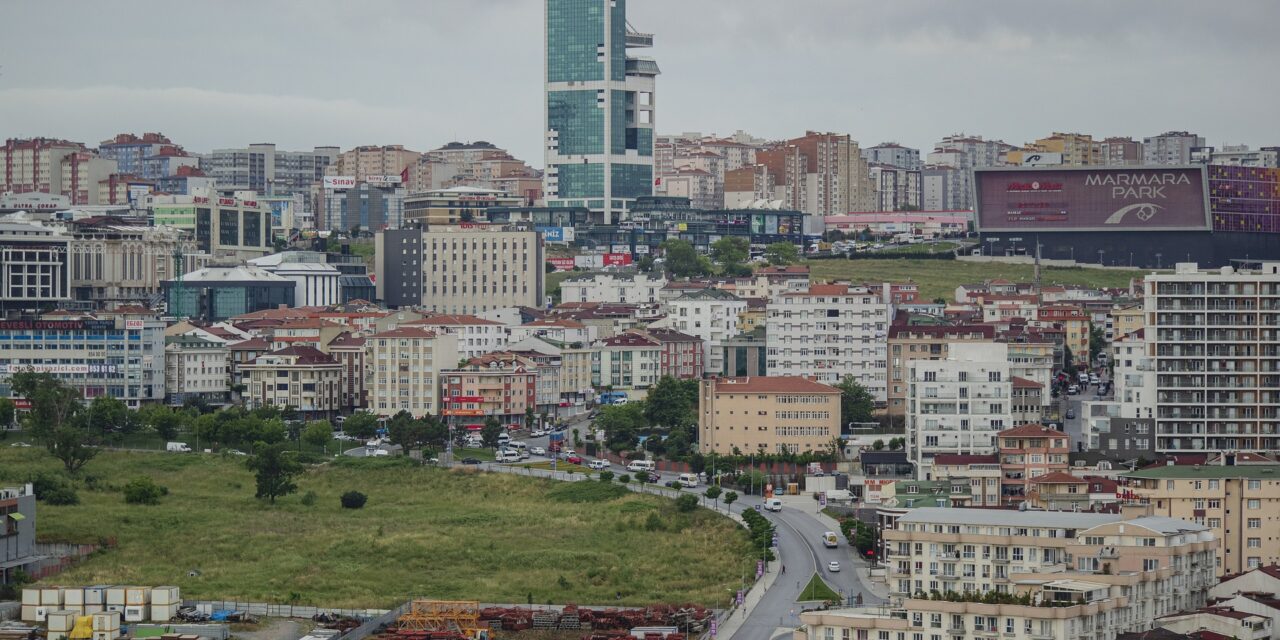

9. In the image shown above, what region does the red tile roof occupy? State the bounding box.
[711,376,838,394]
[1011,376,1043,389]
[1030,472,1086,485]
[410,313,502,326]
[228,337,271,351]
[368,327,440,339]
[998,423,1065,438]
[251,345,338,365]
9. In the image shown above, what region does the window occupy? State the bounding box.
[1248,499,1261,510]
[1143,558,1159,571]
[1248,518,1262,529]
[1248,479,1262,490]
[1248,538,1262,548]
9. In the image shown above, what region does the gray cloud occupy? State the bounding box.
[1,0,1275,162]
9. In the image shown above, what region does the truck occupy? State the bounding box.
[822,531,839,548]
[166,442,191,453]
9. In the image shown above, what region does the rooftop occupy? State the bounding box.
[1124,464,1280,480]
[710,376,838,394]
[897,507,1121,529]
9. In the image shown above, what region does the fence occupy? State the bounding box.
[27,542,99,580]
[186,601,391,621]
[592,450,836,477]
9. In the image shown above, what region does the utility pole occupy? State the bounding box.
[1033,237,1043,307]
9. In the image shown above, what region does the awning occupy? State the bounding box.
[8,512,25,521]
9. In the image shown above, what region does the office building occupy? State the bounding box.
[543,0,658,223]
[319,180,407,232]
[720,327,767,377]
[0,137,89,195]
[0,483,37,586]
[164,266,295,322]
[147,192,274,259]
[241,346,342,419]
[0,220,71,312]
[1121,460,1280,576]
[907,343,1014,478]
[1145,262,1280,453]
[402,187,523,226]
[887,321,996,416]
[364,326,459,418]
[697,376,839,455]
[766,283,891,395]
[0,312,166,407]
[1144,131,1206,165]
[67,216,207,307]
[375,224,544,314]
[201,143,338,208]
[805,508,1216,640]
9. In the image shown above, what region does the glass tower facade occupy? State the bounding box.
[544,0,658,223]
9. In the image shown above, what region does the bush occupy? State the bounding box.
[340,491,368,509]
[598,470,614,483]
[29,472,79,505]
[123,476,166,505]
[617,474,631,484]
[300,491,317,506]
[675,494,698,512]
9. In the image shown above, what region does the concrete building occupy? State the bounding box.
[887,321,996,416]
[925,134,1014,210]
[406,314,508,360]
[326,333,366,411]
[200,143,338,209]
[242,346,342,419]
[67,216,206,307]
[402,187,523,226]
[163,331,231,406]
[328,144,420,180]
[1100,137,1145,166]
[560,270,667,305]
[766,283,891,395]
[58,152,120,205]
[319,180,407,232]
[933,453,1003,507]
[868,164,923,212]
[1145,262,1280,453]
[164,266,295,322]
[998,423,1071,504]
[720,327,768,377]
[1121,461,1280,576]
[97,133,196,180]
[0,220,71,312]
[442,353,538,427]
[862,142,922,171]
[804,508,1216,640]
[375,224,545,313]
[698,375,839,455]
[663,288,744,376]
[0,312,166,407]
[907,343,1014,478]
[247,252,342,307]
[1038,304,1091,360]
[660,167,718,211]
[543,0,658,223]
[755,131,875,218]
[364,326,459,418]
[0,483,37,586]
[0,137,88,196]
[146,192,273,260]
[1144,131,1206,165]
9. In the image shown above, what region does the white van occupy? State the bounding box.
[677,473,699,488]
[627,460,656,472]
[508,441,528,451]
[765,498,782,512]
[166,442,191,453]
[495,450,522,463]
[497,433,511,445]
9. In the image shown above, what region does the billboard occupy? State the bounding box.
[548,257,576,271]
[603,253,633,266]
[536,226,575,242]
[365,175,403,185]
[323,176,357,190]
[975,166,1210,232]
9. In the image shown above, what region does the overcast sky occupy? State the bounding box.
[2,0,1277,165]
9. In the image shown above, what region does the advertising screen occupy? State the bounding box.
[975,166,1209,232]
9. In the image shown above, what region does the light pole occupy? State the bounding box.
[1098,249,1105,266]
[1156,253,1162,269]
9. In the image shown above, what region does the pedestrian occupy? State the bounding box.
[782,565,786,574]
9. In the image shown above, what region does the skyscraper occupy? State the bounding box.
[543,0,658,224]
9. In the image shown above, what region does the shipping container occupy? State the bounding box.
[106,588,126,606]
[64,588,86,606]
[22,588,41,605]
[151,603,180,623]
[92,611,122,632]
[48,610,78,632]
[85,604,105,615]
[106,605,124,614]
[151,586,180,606]
[41,587,64,606]
[125,587,150,606]
[124,606,147,623]
[20,605,46,623]
[93,632,122,640]
[62,605,85,617]
[84,586,108,605]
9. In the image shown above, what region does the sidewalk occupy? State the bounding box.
[714,541,778,640]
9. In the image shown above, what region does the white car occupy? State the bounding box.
[827,561,841,572]
[588,459,609,470]
[530,429,547,437]
[530,446,547,456]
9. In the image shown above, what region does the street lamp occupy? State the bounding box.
[1156,253,1162,269]
[1097,249,1105,265]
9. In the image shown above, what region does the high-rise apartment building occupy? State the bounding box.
[1145,262,1280,453]
[543,0,658,223]
[766,283,891,395]
[1143,131,1206,165]
[1100,137,1145,166]
[375,224,545,313]
[868,164,922,212]
[886,322,996,416]
[201,143,338,207]
[98,133,196,180]
[907,343,1014,478]
[862,142,922,170]
[328,145,420,180]
[756,132,874,220]
[365,326,459,418]
[1,137,90,196]
[925,134,1014,210]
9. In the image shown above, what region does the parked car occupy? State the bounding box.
[827,561,841,572]
[530,446,547,456]
[645,471,661,483]
[461,457,482,465]
[566,454,584,465]
[588,459,609,470]
[225,449,248,456]
[1067,384,1080,395]
[1066,409,1076,419]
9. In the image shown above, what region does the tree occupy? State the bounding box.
[525,407,536,431]
[932,297,947,306]
[139,405,184,441]
[341,491,368,509]
[872,439,885,451]
[763,241,799,266]
[644,375,697,430]
[597,403,645,453]
[123,476,166,505]
[836,376,876,427]
[710,237,752,276]
[1088,323,1107,365]
[302,421,333,451]
[0,398,15,429]
[660,239,712,278]
[246,442,302,504]
[722,491,738,510]
[481,416,504,449]
[675,494,698,512]
[704,485,722,511]
[344,412,379,439]
[11,372,99,473]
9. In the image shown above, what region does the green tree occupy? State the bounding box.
[643,375,697,430]
[0,397,15,428]
[525,406,536,431]
[481,416,504,449]
[710,237,752,276]
[139,405,184,441]
[1088,323,1107,365]
[302,421,333,451]
[11,372,99,473]
[123,476,166,505]
[598,403,645,453]
[704,485,722,511]
[344,412,379,439]
[246,442,302,504]
[675,493,698,512]
[872,439,885,451]
[836,376,876,428]
[660,239,712,278]
[86,395,131,438]
[763,241,799,266]
[722,491,738,510]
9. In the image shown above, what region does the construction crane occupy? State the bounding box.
[170,245,186,317]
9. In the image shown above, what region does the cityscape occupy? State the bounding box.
[3,3,1280,640]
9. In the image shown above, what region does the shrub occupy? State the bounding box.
[123,476,166,505]
[300,491,317,506]
[598,470,614,483]
[675,494,698,512]
[617,473,631,484]
[29,472,79,505]
[341,491,368,509]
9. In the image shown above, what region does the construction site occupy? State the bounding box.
[370,600,714,640]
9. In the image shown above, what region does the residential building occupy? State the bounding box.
[0,219,71,312]
[593,331,663,394]
[663,288,745,376]
[0,312,166,407]
[1010,376,1045,425]
[804,508,1216,640]
[0,137,88,195]
[0,483,37,586]
[510,317,594,347]
[406,314,508,360]
[506,336,594,412]
[720,327,768,377]
[868,164,923,212]
[375,224,544,313]
[925,134,1014,209]
[1013,131,1101,166]
[998,423,1071,503]
[58,152,120,205]
[755,131,875,220]
[1038,304,1091,360]
[442,353,538,427]
[242,346,342,419]
[862,142,922,171]
[1193,144,1280,168]
[1144,131,1206,165]
[67,216,207,307]
[932,454,1002,507]
[697,375,840,455]
[767,283,891,396]
[409,141,541,200]
[98,132,196,180]
[165,266,296,322]
[1110,302,1144,341]
[1145,262,1280,453]
[907,343,1014,478]
[1100,137,1145,166]
[319,180,406,231]
[364,326,459,418]
[402,187,523,226]
[560,270,667,305]
[326,332,366,412]
[887,321,996,416]
[1121,461,1280,575]
[1155,607,1272,639]
[660,167,718,211]
[328,144,420,180]
[543,0,658,223]
[200,143,338,209]
[163,331,230,406]
[247,252,342,307]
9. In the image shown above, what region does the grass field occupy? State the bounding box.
[798,574,841,602]
[0,449,751,608]
[806,258,1149,301]
[869,241,961,256]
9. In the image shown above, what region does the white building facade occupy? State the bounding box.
[766,283,891,397]
[662,289,743,376]
[907,342,1014,477]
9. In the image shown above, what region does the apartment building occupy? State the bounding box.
[326,333,367,412]
[1121,460,1280,576]
[698,376,839,455]
[907,343,1014,478]
[241,346,342,419]
[1010,377,1045,425]
[591,328,703,394]
[804,507,1216,640]
[1145,262,1280,453]
[328,144,420,180]
[364,326,459,418]
[402,187,525,226]
[442,353,537,427]
[998,424,1071,504]
[664,288,744,376]
[887,321,996,416]
[0,137,88,195]
[163,331,230,407]
[933,454,1002,507]
[755,131,875,218]
[406,314,508,360]
[560,270,668,305]
[376,225,544,314]
[1038,304,1091,359]
[1143,131,1206,165]
[200,143,338,209]
[767,283,891,397]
